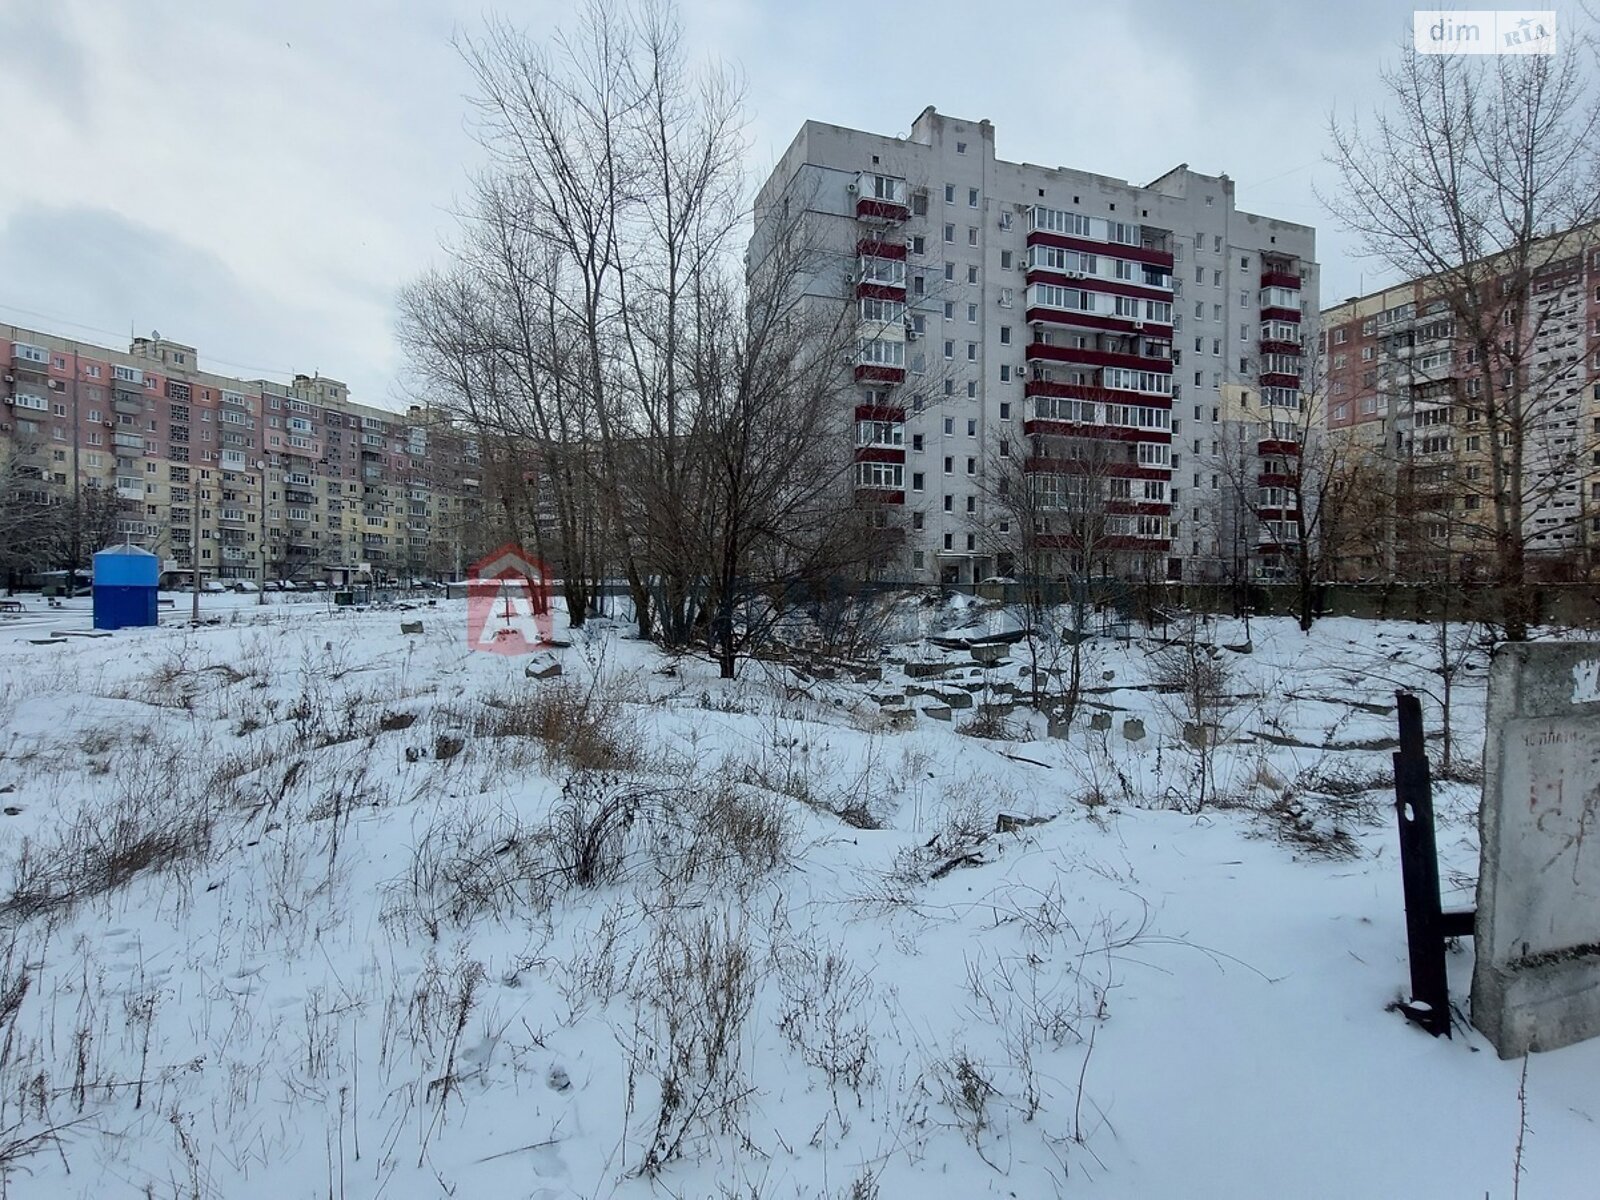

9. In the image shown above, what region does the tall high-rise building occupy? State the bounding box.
[1,325,485,585]
[751,107,1319,584]
[1320,228,1600,582]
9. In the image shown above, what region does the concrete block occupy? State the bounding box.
[882,707,916,731]
[1089,712,1113,732]
[524,658,563,680]
[940,690,974,710]
[921,704,953,722]
[400,621,424,635]
[1474,642,1600,1057]
[906,661,959,679]
[1122,718,1146,742]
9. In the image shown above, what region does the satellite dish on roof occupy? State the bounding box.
[152,330,161,341]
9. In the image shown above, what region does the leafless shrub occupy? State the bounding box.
[937,1050,997,1147]
[551,773,653,888]
[0,735,213,921]
[385,798,557,936]
[775,940,877,1099]
[680,777,794,883]
[629,909,758,1175]
[1257,794,1362,861]
[475,677,641,772]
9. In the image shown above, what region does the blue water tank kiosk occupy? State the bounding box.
[92,543,160,631]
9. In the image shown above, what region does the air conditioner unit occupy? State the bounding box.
[1133,320,1146,330]
[47,379,62,390]
[846,182,859,195]
[103,420,114,428]
[2,374,11,383]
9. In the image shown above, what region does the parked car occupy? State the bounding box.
[262,580,283,592]
[231,581,260,594]
[202,581,229,594]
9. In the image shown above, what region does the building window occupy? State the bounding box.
[967,266,978,284]
[956,142,967,155]
[944,184,955,203]
[944,222,955,243]
[968,188,979,207]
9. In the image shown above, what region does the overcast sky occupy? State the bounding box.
[0,0,1463,410]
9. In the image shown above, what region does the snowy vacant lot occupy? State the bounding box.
[0,594,1596,1199]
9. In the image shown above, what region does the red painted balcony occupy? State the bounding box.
[1020,422,1170,445]
[856,238,907,260]
[1025,342,1172,374]
[854,488,905,505]
[854,364,905,384]
[1260,269,1301,290]
[854,446,906,465]
[854,404,906,423]
[856,197,909,225]
[1037,534,1172,552]
[1260,372,1302,389]
[1257,472,1297,488]
[1024,268,1174,304]
[1026,230,1174,269]
[1260,306,1302,324]
[1258,438,1301,457]
[1025,307,1172,341]
[1020,456,1170,481]
[1258,338,1303,357]
[856,282,906,302]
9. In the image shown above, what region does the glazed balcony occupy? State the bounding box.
[854,173,909,225]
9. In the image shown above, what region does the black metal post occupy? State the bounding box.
[1392,691,1453,1037]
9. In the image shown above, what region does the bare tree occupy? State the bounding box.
[983,403,1129,718]
[1324,31,1600,638]
[1217,353,1365,633]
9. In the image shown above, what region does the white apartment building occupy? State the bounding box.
[752,107,1319,585]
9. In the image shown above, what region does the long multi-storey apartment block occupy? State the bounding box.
[1321,227,1600,582]
[1,326,485,585]
[752,107,1319,585]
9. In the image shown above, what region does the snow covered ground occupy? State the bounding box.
[0,594,1596,1198]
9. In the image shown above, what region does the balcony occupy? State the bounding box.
[853,173,909,225]
[1260,268,1301,290]
[1026,342,1172,374]
[1258,338,1303,357]
[112,432,145,451]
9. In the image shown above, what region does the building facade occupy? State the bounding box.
[1320,229,1600,582]
[1,326,484,585]
[752,107,1319,585]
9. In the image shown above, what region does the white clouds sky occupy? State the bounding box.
[0,0,1439,409]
